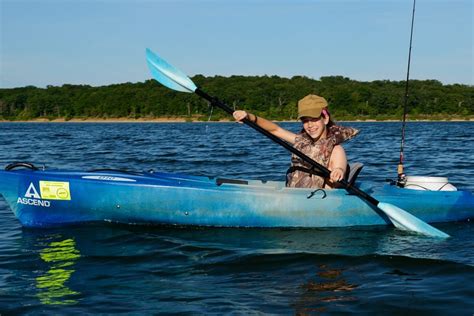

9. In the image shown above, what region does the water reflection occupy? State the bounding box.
[294,264,358,314]
[36,238,81,306]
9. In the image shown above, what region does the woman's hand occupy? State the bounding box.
[330,167,345,183]
[233,110,248,123]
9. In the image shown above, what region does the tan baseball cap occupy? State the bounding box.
[297,94,328,119]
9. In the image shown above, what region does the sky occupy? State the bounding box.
[0,0,472,88]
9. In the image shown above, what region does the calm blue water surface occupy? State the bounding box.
[0,121,473,314]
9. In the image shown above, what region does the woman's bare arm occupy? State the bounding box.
[233,110,296,144]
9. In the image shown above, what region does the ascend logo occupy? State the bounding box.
[17,183,51,207]
[25,182,40,199]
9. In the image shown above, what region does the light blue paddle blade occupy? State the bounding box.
[146,48,197,93]
[378,202,450,238]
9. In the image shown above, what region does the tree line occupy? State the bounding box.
[0,75,472,121]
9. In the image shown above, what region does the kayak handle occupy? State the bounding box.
[5,162,39,171]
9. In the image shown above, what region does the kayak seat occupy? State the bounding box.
[346,162,364,186]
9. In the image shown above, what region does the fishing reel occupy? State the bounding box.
[396,164,407,187]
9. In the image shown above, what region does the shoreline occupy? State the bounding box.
[0,117,473,123]
[0,117,226,123]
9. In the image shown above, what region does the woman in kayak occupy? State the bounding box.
[233,94,358,189]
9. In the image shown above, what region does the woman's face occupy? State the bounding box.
[301,115,329,140]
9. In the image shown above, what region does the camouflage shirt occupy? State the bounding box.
[286,125,359,188]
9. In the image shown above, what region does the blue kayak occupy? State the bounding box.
[0,164,473,228]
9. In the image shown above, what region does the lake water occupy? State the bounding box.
[0,121,473,314]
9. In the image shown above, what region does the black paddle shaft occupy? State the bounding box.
[195,88,379,206]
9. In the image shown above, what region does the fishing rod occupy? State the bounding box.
[397,0,416,187]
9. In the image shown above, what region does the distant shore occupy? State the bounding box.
[1,116,473,123]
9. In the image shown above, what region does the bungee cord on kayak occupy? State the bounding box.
[306,188,327,200]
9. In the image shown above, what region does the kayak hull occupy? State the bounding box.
[0,169,473,228]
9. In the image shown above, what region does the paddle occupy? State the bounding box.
[145,48,449,238]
